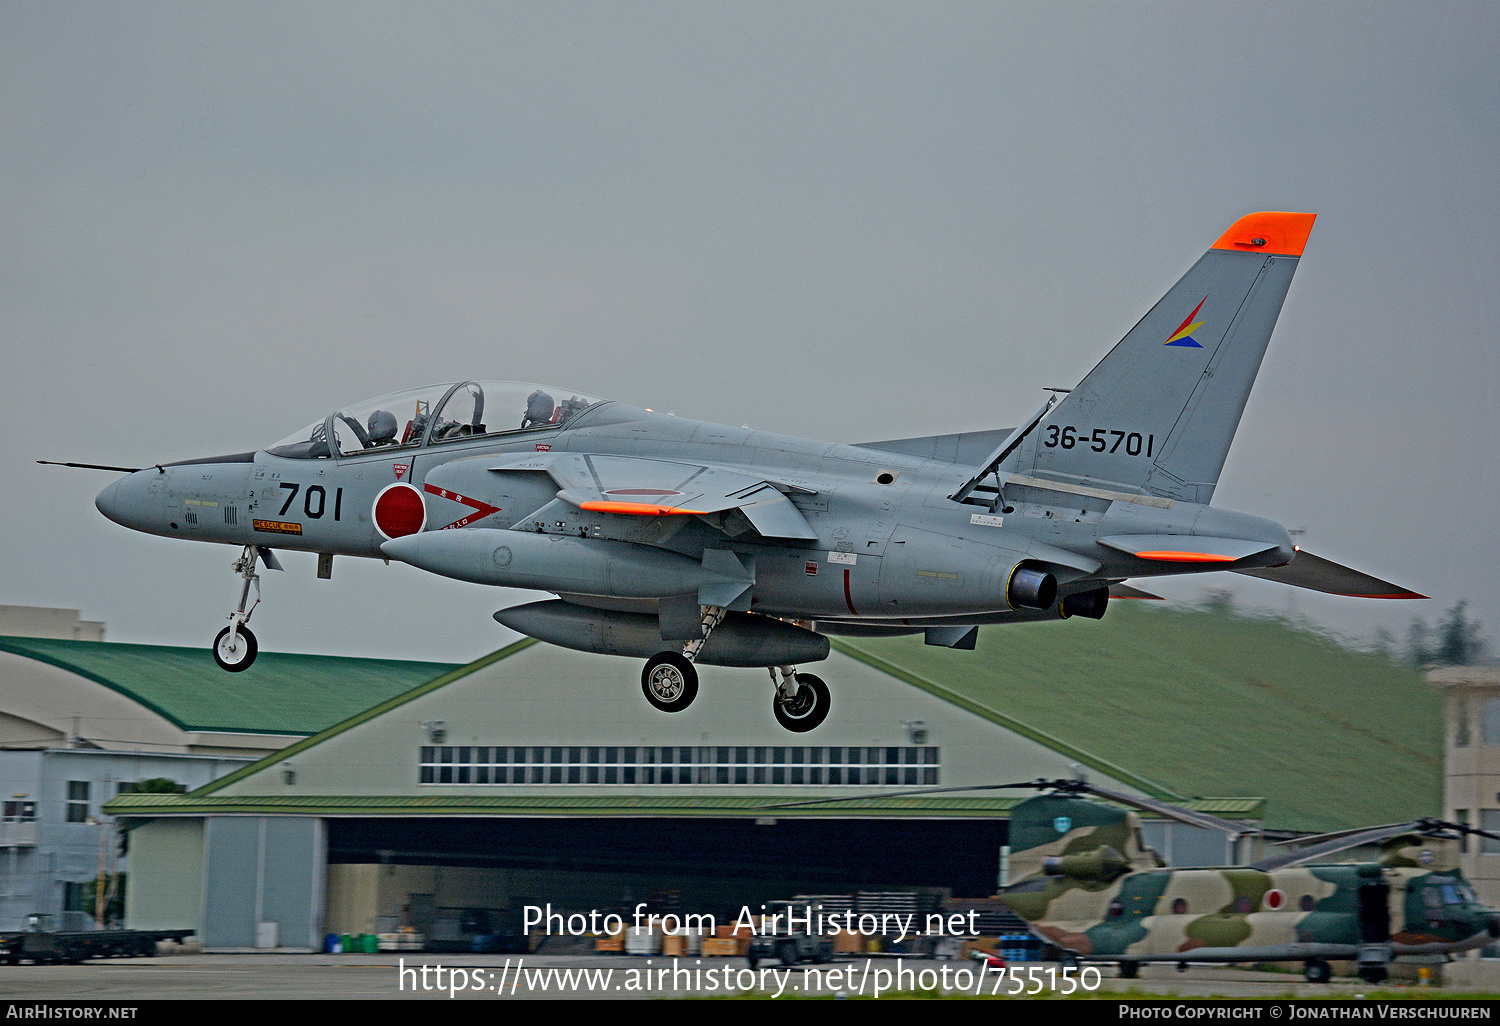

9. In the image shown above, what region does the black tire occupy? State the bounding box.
[213,625,258,672]
[777,941,798,967]
[1358,966,1387,985]
[1118,960,1139,979]
[773,673,830,732]
[746,953,759,970]
[1304,959,1331,984]
[641,653,699,712]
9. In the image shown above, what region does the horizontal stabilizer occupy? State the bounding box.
[1099,535,1278,564]
[1234,549,1426,599]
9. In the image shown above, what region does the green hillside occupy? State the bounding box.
[837,604,1440,832]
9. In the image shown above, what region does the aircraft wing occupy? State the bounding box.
[487,452,819,540]
[1233,549,1425,599]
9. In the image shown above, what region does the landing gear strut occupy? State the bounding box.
[640,605,725,713]
[213,545,266,672]
[771,666,830,732]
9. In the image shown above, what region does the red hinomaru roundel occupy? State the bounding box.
[372,483,426,540]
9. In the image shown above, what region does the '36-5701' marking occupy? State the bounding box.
[1043,425,1154,456]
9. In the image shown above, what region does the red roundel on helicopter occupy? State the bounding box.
[1263,889,1285,910]
[373,483,426,540]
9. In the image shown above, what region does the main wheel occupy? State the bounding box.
[773,673,830,732]
[213,625,258,672]
[641,653,699,712]
[1303,959,1331,984]
[1118,960,1139,979]
[1358,966,1387,985]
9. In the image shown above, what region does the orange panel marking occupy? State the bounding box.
[578,500,708,516]
[1211,211,1316,257]
[1134,550,1239,563]
[1334,590,1428,600]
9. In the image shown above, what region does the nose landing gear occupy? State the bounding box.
[212,545,280,672]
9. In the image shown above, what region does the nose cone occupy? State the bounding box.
[94,470,155,532]
[95,477,126,524]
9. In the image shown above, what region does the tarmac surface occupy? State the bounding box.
[0,953,1481,1000]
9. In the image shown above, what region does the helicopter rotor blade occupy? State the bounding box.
[760,779,1053,810]
[761,777,1253,839]
[1254,817,1500,872]
[1076,781,1253,837]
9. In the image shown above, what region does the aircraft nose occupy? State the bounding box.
[95,470,155,531]
[95,477,125,524]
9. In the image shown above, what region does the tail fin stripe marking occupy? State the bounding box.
[1164,297,1209,347]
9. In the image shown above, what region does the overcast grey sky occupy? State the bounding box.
[3,2,1496,662]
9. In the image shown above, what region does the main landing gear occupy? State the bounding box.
[771,666,830,733]
[639,605,831,732]
[212,545,278,672]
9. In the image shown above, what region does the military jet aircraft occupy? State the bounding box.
[771,780,1500,984]
[82,211,1421,732]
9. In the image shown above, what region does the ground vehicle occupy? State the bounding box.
[745,900,837,968]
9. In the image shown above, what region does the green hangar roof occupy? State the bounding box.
[0,634,456,737]
[835,604,1440,832]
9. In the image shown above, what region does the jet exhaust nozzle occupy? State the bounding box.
[1060,588,1109,620]
[1008,566,1057,610]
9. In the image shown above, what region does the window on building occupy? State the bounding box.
[1457,700,1472,747]
[65,781,90,823]
[417,745,942,787]
[1482,700,1500,745]
[1481,810,1500,855]
[2,801,35,821]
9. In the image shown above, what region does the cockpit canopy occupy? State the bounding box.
[267,381,604,459]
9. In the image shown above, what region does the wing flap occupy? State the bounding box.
[1099,535,1278,563]
[1234,549,1426,599]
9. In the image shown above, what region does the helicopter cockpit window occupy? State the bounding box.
[427,381,602,445]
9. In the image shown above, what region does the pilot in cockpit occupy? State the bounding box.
[366,410,399,446]
[521,390,556,430]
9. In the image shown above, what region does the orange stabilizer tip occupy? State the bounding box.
[1212,212,1316,257]
[1134,551,1239,563]
[578,500,707,516]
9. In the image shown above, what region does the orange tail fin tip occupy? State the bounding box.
[1212,211,1317,257]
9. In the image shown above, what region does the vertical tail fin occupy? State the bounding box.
[1023,212,1316,504]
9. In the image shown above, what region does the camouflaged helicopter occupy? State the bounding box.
[772,779,1500,984]
[996,781,1500,984]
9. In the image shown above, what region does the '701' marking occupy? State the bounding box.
[1043,425,1154,456]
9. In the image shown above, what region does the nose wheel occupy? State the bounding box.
[772,668,830,732]
[211,545,280,672]
[214,625,258,672]
[642,653,699,712]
